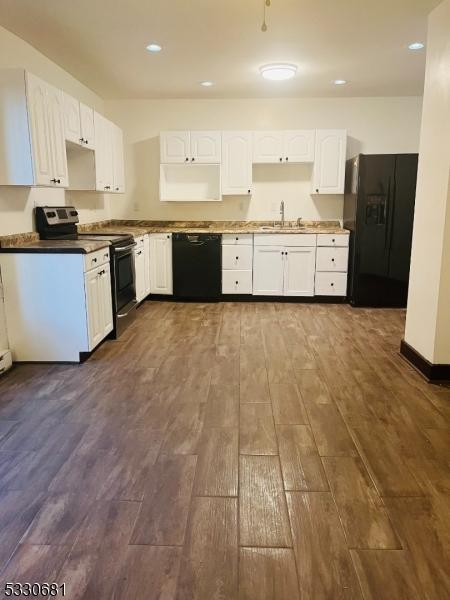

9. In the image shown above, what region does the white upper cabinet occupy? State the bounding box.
[160,131,191,163]
[221,131,252,196]
[253,131,284,163]
[284,130,315,163]
[190,131,221,163]
[161,131,221,164]
[46,83,69,187]
[26,73,68,187]
[312,129,347,194]
[64,93,82,145]
[112,123,125,193]
[25,72,54,186]
[253,130,315,164]
[79,103,95,149]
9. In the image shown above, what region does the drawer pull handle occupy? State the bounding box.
[92,258,97,263]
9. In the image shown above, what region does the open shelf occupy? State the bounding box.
[159,163,221,201]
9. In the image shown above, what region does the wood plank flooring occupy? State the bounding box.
[0,300,449,599]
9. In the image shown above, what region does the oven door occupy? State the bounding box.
[113,243,137,313]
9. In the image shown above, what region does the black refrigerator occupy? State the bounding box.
[344,153,418,307]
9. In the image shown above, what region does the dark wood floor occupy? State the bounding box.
[0,301,449,599]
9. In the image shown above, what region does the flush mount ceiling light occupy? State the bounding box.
[333,79,347,85]
[146,43,162,53]
[200,81,214,87]
[260,63,297,81]
[408,42,425,51]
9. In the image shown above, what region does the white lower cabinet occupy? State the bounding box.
[143,234,151,297]
[85,262,113,350]
[283,247,316,296]
[0,250,113,362]
[253,247,284,295]
[315,233,349,296]
[253,235,317,297]
[134,239,147,303]
[222,234,253,294]
[149,233,173,295]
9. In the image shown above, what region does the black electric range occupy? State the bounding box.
[35,206,137,338]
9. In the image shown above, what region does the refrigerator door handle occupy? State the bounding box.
[384,177,393,249]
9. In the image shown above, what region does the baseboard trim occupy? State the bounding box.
[148,295,347,303]
[400,339,450,382]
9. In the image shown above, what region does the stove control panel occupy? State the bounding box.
[36,206,79,226]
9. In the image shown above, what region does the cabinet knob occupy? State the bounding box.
[316,189,319,193]
[85,139,89,145]
[185,157,189,162]
[115,187,119,191]
[50,178,57,183]
[331,282,334,286]
[332,238,335,243]
[92,258,97,263]
[331,258,335,262]
[247,189,251,194]
[279,157,283,162]
[167,235,170,239]
[235,281,238,285]
[56,179,61,184]
[191,157,195,162]
[79,138,84,143]
[286,157,289,161]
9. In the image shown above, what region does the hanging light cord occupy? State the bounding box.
[262,0,271,32]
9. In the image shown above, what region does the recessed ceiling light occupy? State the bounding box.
[260,63,297,81]
[408,42,425,51]
[333,79,347,85]
[200,81,214,87]
[146,43,162,53]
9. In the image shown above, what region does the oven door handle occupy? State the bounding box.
[115,242,136,252]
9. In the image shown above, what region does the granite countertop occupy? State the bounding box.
[80,219,349,236]
[0,239,111,254]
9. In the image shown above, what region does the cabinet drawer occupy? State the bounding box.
[222,245,253,270]
[315,272,347,296]
[254,233,317,247]
[222,233,253,245]
[84,247,110,272]
[316,247,349,272]
[222,270,252,294]
[317,233,349,247]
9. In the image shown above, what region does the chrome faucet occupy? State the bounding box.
[280,200,285,228]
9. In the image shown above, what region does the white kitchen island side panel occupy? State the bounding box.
[0,253,89,361]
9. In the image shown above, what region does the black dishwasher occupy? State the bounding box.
[172,233,222,300]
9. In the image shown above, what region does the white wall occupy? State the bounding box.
[105,96,423,223]
[0,25,111,237]
[404,0,450,364]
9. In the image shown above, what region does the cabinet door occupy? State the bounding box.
[99,263,114,336]
[143,235,151,295]
[312,130,347,194]
[190,131,221,163]
[80,102,95,149]
[25,72,53,186]
[94,112,113,191]
[46,84,69,187]
[85,268,103,350]
[284,130,315,163]
[253,246,284,296]
[253,131,284,163]
[160,131,190,163]
[149,233,173,295]
[221,131,253,195]
[134,246,146,302]
[112,124,125,193]
[284,247,316,296]
[63,93,81,145]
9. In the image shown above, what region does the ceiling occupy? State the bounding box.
[0,0,441,99]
